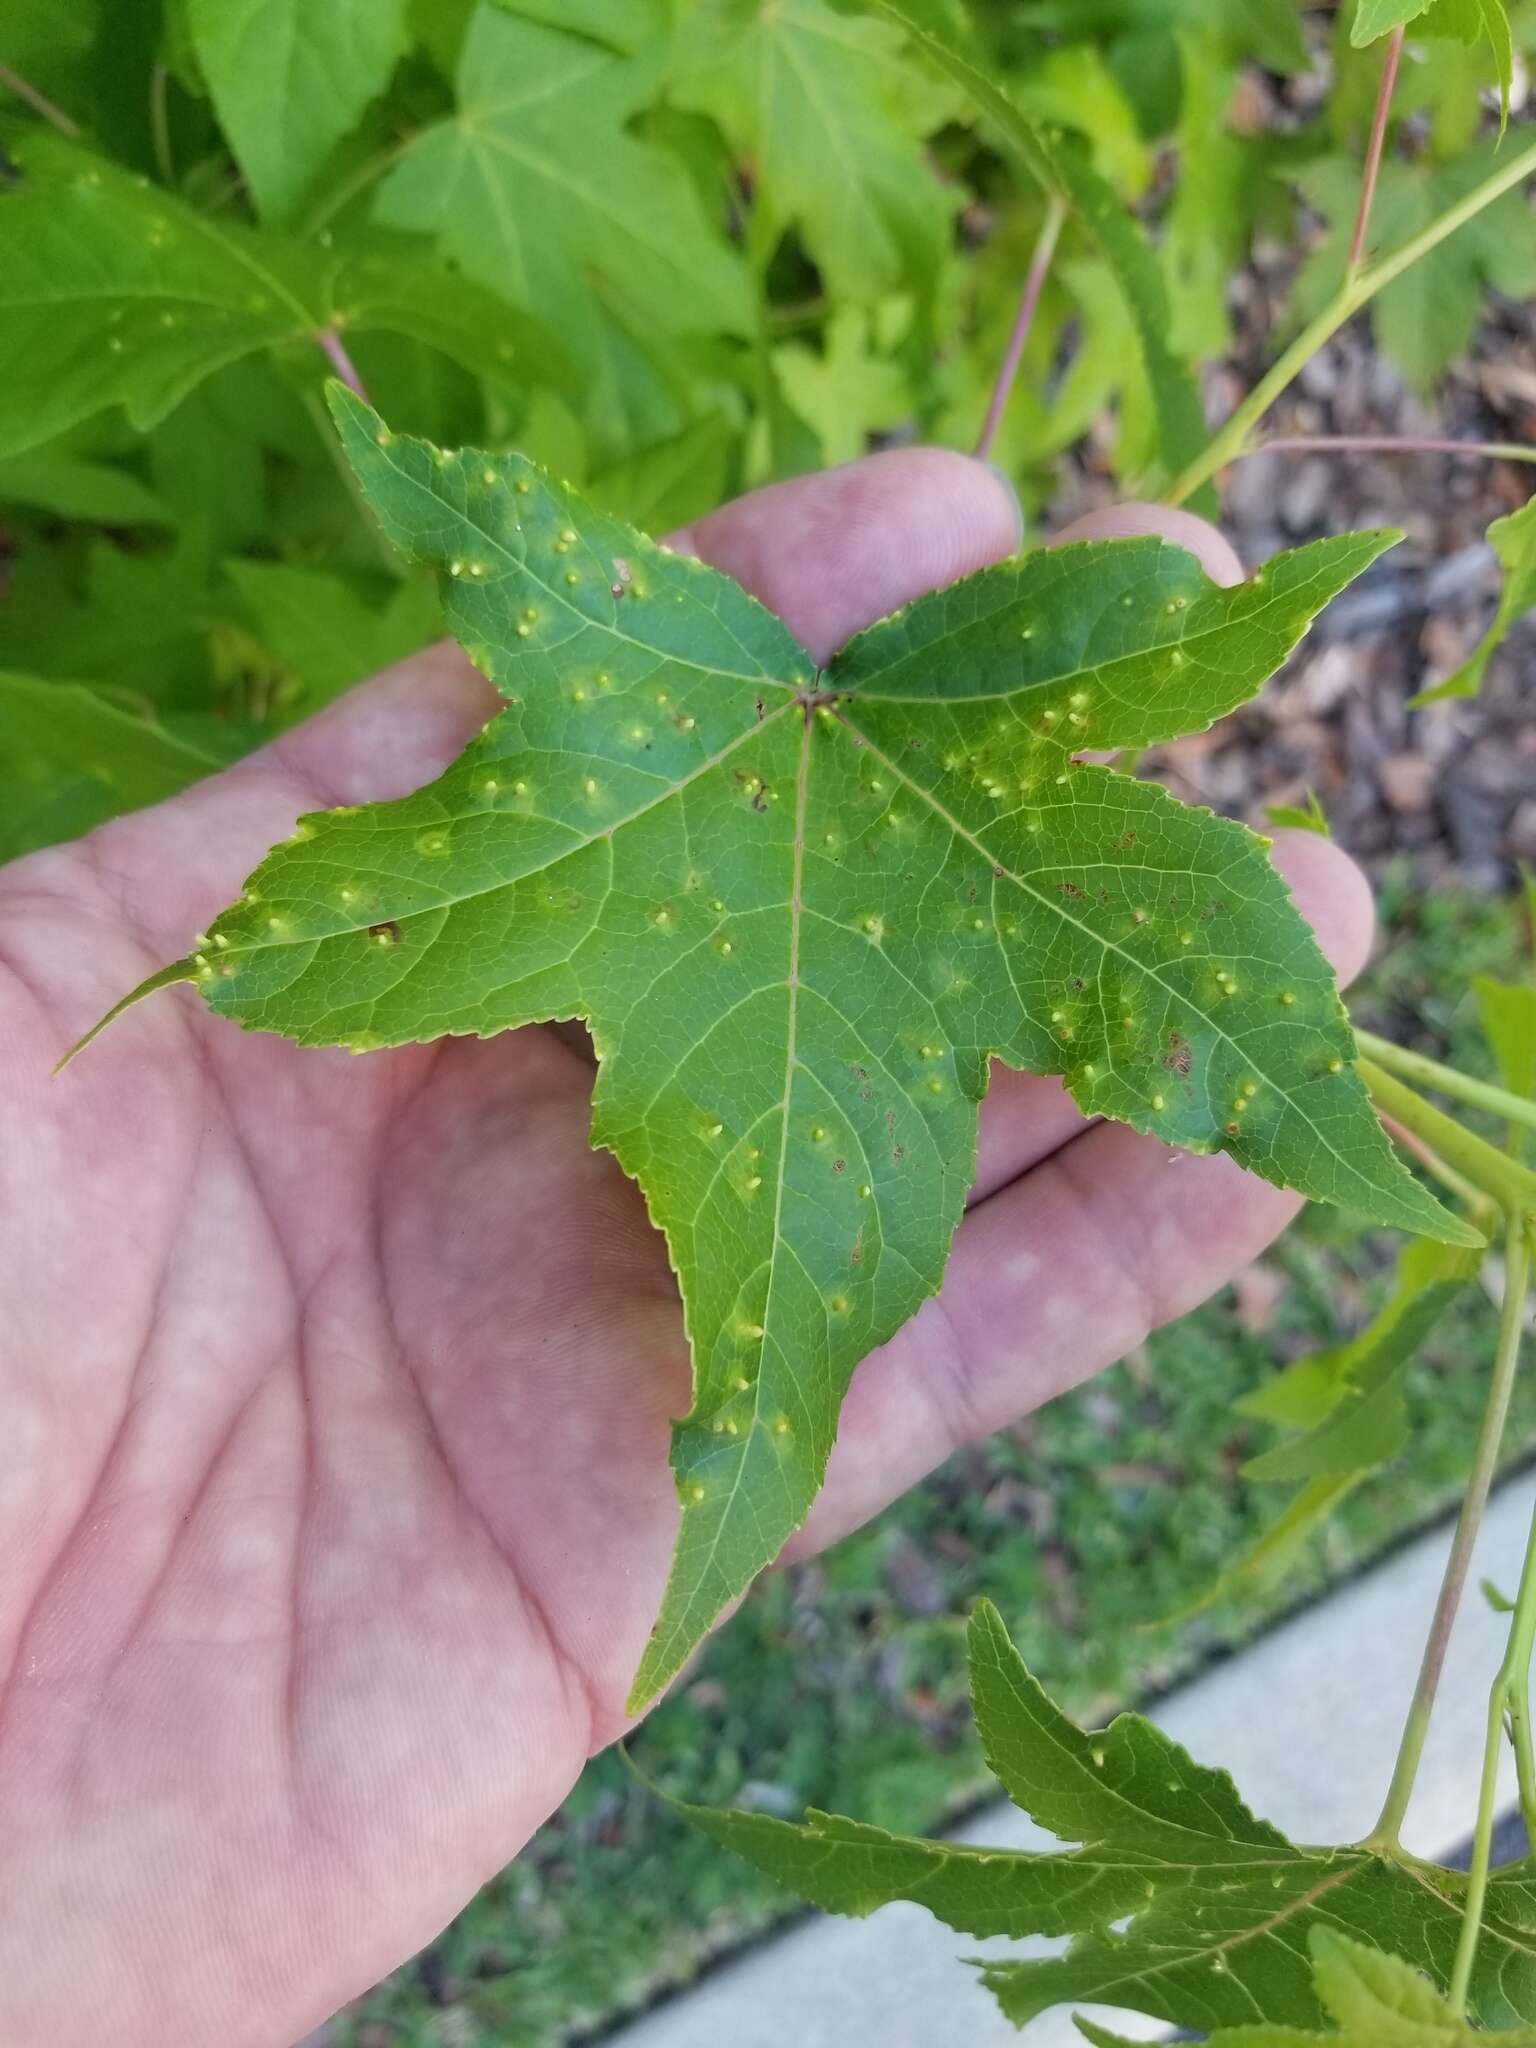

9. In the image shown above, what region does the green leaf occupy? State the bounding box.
[1165,1237,1479,1617]
[186,0,412,226]
[488,0,665,53]
[773,304,913,466]
[0,452,172,527]
[1475,971,1536,1157]
[0,137,564,459]
[586,413,737,535]
[0,669,221,861]
[97,390,1473,1711]
[678,1606,1536,2033]
[1351,0,1436,43]
[671,0,954,303]
[1076,1926,1536,2043]
[1421,0,1516,131]
[225,561,442,719]
[1412,497,1536,704]
[867,0,1215,508]
[1290,150,1536,397]
[1485,1576,1517,1613]
[1239,1237,1477,1482]
[1265,790,1333,838]
[374,7,751,377]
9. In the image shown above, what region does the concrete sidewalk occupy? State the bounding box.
[606,1479,1534,2048]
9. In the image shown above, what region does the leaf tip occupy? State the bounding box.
[52,957,199,1075]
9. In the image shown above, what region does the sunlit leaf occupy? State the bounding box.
[678,1604,1536,2035]
[88,391,1473,1711]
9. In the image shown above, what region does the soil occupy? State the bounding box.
[1046,286,1536,893]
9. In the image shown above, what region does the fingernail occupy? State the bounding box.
[981,460,1026,548]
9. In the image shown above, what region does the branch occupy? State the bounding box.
[1347,26,1406,280]
[1358,1031,1536,1144]
[1370,1219,1529,1851]
[0,61,81,138]
[974,194,1067,463]
[315,328,370,405]
[1164,132,1536,509]
[1238,435,1536,467]
[1448,1224,1534,2012]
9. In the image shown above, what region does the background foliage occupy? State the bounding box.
[3,0,1535,2041]
[4,0,1533,863]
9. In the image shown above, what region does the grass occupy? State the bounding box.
[328,876,1534,2048]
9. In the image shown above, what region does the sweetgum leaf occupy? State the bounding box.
[1076,1928,1536,2042]
[186,0,411,226]
[869,0,1215,509]
[374,8,751,377]
[1413,497,1536,705]
[1351,0,1436,41]
[92,388,1474,1710]
[671,0,954,306]
[676,1605,1536,2034]
[1239,1236,1477,1480]
[0,138,566,459]
[0,671,222,863]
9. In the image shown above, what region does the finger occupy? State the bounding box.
[791,824,1377,1556]
[670,446,1023,664]
[1050,499,1245,586]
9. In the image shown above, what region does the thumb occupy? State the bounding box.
[1049,497,1245,586]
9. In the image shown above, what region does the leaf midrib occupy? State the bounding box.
[645,708,815,1679]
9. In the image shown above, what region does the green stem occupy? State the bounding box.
[1368,1219,1530,1846]
[1358,1031,1536,1143]
[1165,133,1536,509]
[0,61,80,136]
[150,62,174,188]
[1236,435,1536,468]
[1449,1222,1535,2012]
[1358,1060,1536,1218]
[297,133,413,239]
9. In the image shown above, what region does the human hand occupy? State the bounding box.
[0,453,1373,2046]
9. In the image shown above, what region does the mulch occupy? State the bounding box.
[1046,280,1536,890]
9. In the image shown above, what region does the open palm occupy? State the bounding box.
[0,452,1373,2047]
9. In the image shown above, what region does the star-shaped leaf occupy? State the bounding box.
[669,1603,1536,2034]
[1077,1927,1536,2044]
[670,0,954,303]
[0,137,565,460]
[374,7,750,374]
[81,388,1476,1709]
[186,0,412,227]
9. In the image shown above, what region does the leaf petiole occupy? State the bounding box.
[1358,1029,1536,1142]
[1165,133,1536,508]
[1359,1059,1536,1220]
[1448,1219,1535,2012]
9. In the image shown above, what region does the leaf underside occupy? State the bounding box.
[675,1603,1536,2037]
[97,386,1471,1708]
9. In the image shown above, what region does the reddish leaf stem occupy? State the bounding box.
[0,61,81,138]
[315,328,370,405]
[974,194,1067,464]
[1347,26,1406,279]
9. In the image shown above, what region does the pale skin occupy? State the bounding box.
[0,453,1375,2046]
